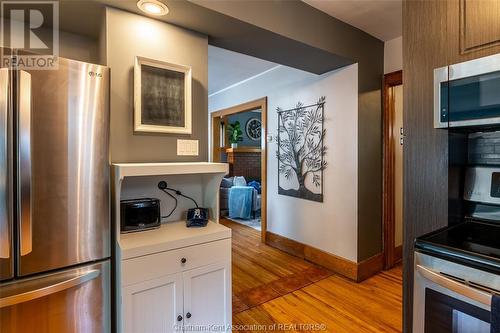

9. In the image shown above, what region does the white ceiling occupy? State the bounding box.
[303,0,402,41]
[208,45,279,96]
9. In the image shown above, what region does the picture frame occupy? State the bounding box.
[134,56,192,134]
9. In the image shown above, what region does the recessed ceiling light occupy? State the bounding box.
[137,0,169,16]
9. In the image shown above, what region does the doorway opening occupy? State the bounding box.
[383,70,403,269]
[211,98,268,242]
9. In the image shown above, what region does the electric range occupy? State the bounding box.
[415,221,500,275]
[413,221,500,333]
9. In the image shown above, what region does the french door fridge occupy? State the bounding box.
[0,51,111,332]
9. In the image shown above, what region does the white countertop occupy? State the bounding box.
[118,220,231,260]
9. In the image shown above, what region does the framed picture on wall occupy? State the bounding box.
[134,56,192,134]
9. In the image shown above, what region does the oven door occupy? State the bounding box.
[434,53,500,128]
[413,252,498,333]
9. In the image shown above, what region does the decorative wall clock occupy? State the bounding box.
[245,118,262,141]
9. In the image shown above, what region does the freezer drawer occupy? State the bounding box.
[0,260,110,333]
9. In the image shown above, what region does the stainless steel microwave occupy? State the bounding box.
[434,53,500,128]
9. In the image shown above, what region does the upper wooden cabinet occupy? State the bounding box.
[460,0,500,53]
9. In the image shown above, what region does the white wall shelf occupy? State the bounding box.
[113,162,228,181]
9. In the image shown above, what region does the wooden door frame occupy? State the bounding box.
[210,97,268,243]
[383,70,403,270]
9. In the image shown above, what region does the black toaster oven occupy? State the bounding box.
[120,198,161,233]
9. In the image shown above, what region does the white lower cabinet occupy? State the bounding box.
[183,262,231,333]
[123,273,183,333]
[120,239,231,333]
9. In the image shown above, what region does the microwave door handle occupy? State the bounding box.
[0,68,10,259]
[18,70,32,256]
[416,264,492,307]
[433,66,449,129]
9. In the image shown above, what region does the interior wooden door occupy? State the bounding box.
[122,273,183,333]
[392,84,404,264]
[182,262,231,332]
[383,71,403,269]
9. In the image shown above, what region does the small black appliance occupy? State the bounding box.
[120,198,161,233]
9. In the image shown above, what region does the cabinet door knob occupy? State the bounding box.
[177,315,183,322]
[186,312,192,319]
[181,258,187,264]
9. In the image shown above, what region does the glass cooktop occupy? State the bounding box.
[415,221,500,274]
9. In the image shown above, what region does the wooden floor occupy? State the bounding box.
[222,219,403,333]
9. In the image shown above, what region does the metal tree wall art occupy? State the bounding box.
[277,96,326,202]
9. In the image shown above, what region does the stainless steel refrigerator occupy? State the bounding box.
[0,52,111,332]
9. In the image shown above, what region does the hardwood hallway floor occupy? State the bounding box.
[221,219,403,333]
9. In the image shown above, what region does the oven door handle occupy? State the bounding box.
[416,264,492,306]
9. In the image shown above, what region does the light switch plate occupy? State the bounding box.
[177,139,199,156]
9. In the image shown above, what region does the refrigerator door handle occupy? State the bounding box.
[0,269,100,308]
[0,68,10,260]
[18,70,32,256]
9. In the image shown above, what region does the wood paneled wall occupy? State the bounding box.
[403,2,449,330]
[403,1,500,332]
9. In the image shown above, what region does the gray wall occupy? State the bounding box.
[226,111,261,147]
[58,30,99,64]
[98,11,107,66]
[1,18,99,64]
[105,7,208,163]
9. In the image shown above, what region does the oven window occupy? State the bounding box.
[425,288,490,333]
[448,70,500,121]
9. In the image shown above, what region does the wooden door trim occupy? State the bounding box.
[211,97,268,243]
[383,70,402,270]
[211,112,222,163]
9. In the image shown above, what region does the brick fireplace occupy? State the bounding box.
[226,148,261,181]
